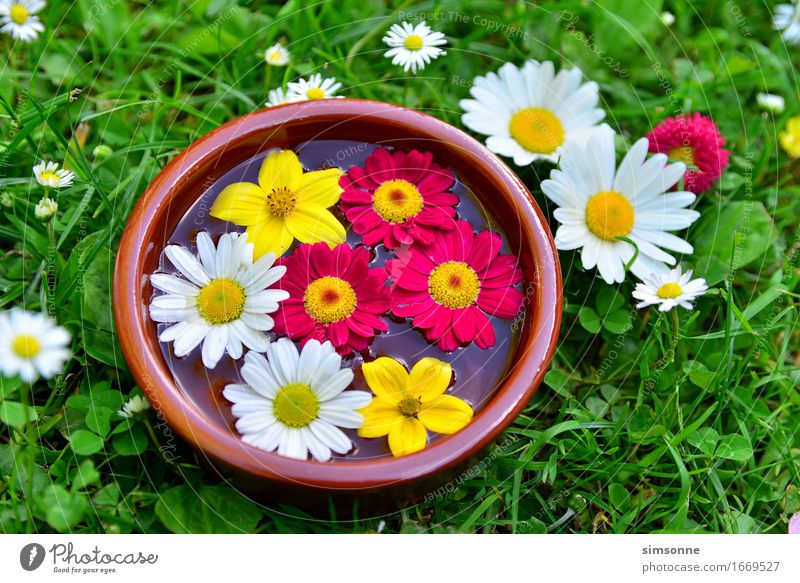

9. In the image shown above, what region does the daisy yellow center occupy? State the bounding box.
[508,108,565,155]
[304,276,357,324]
[668,146,695,166]
[428,261,481,309]
[656,282,683,299]
[267,52,283,63]
[265,186,297,217]
[372,179,424,224]
[196,278,246,325]
[398,395,422,417]
[584,191,635,241]
[273,383,319,428]
[12,335,41,359]
[10,4,29,24]
[403,34,424,50]
[40,172,60,182]
[305,87,326,100]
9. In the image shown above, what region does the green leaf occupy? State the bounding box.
[71,460,100,491]
[687,427,719,455]
[93,483,121,507]
[715,434,753,462]
[682,360,716,389]
[69,429,105,456]
[85,405,114,436]
[596,287,625,313]
[603,309,632,334]
[155,485,263,534]
[518,517,547,533]
[112,427,148,456]
[0,401,37,427]
[578,306,602,333]
[609,483,630,511]
[0,376,22,400]
[543,369,572,397]
[37,484,87,532]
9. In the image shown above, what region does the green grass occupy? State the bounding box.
[1,0,799,534]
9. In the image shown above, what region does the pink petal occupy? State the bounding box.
[468,231,503,273]
[477,287,524,319]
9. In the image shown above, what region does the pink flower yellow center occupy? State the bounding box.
[428,261,481,309]
[303,276,357,324]
[12,335,41,359]
[10,4,29,24]
[584,191,635,241]
[265,186,297,217]
[508,107,565,155]
[656,282,682,299]
[372,179,424,224]
[668,146,695,166]
[305,87,326,100]
[273,383,319,428]
[397,395,422,417]
[403,34,424,50]
[196,278,246,325]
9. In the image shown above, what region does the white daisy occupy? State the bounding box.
[265,42,289,66]
[34,195,57,221]
[286,73,342,101]
[33,160,75,189]
[0,308,71,383]
[541,128,701,284]
[633,266,709,312]
[149,231,289,369]
[118,395,151,418]
[223,338,371,462]
[775,2,800,45]
[459,60,607,166]
[382,20,447,74]
[756,92,785,113]
[265,87,295,107]
[0,0,45,42]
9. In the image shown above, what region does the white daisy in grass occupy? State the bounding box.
[382,20,447,74]
[33,160,75,189]
[633,266,709,312]
[0,0,45,42]
[264,42,289,66]
[775,2,800,45]
[541,128,700,284]
[459,60,607,166]
[0,309,71,383]
[149,231,289,369]
[223,338,371,462]
[118,395,151,419]
[286,73,342,101]
[265,87,295,107]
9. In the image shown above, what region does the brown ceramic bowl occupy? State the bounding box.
[113,98,562,513]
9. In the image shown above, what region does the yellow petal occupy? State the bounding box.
[296,167,343,208]
[258,149,303,194]
[409,357,452,402]
[246,216,294,259]
[387,417,427,457]
[210,182,268,226]
[362,357,409,401]
[284,205,346,247]
[357,397,403,439]
[418,395,474,435]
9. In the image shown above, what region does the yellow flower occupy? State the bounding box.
[210,149,346,258]
[358,356,474,457]
[779,116,800,159]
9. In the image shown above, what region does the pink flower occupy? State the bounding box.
[339,148,458,249]
[646,113,730,194]
[790,511,800,534]
[387,220,524,352]
[273,243,390,355]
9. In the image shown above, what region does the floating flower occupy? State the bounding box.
[387,220,523,351]
[264,42,289,66]
[339,148,458,249]
[286,73,342,101]
[0,0,45,42]
[33,160,75,189]
[118,395,151,419]
[632,266,708,312]
[646,113,730,194]
[757,92,785,114]
[223,338,371,461]
[774,3,800,45]
[34,196,57,222]
[265,87,295,107]
[358,356,473,457]
[274,243,390,356]
[780,115,800,158]
[0,308,71,383]
[149,231,289,369]
[459,60,606,166]
[210,149,345,258]
[790,511,800,534]
[541,129,700,284]
[382,20,447,74]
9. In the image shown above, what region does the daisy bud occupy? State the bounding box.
[34,196,58,222]
[660,12,675,26]
[0,191,12,208]
[756,92,785,114]
[93,144,113,159]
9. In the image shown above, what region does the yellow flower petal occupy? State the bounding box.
[408,357,452,402]
[387,417,427,457]
[418,395,474,435]
[284,205,346,247]
[357,397,403,439]
[362,357,409,401]
[297,167,344,208]
[210,182,268,226]
[246,216,294,258]
[258,149,303,193]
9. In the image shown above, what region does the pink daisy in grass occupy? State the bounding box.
[646,113,730,194]
[273,242,390,355]
[387,220,524,352]
[339,147,458,249]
